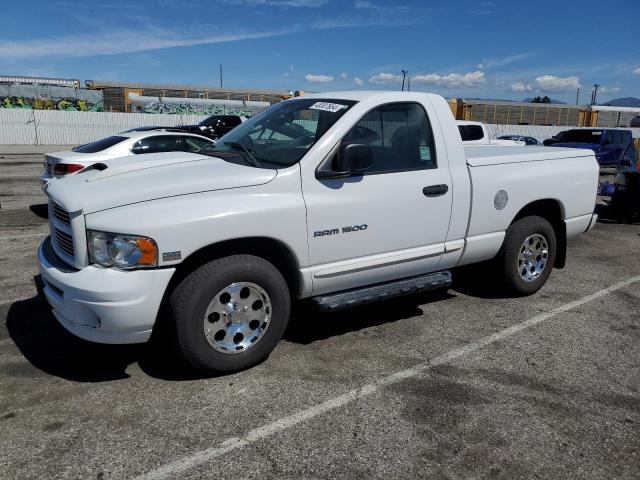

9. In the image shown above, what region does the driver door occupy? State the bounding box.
[301,101,453,295]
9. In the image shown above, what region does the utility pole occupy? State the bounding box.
[592,84,599,105]
[575,87,579,105]
[219,64,223,88]
[401,70,408,91]
[407,76,411,92]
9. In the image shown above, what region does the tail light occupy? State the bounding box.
[54,163,84,175]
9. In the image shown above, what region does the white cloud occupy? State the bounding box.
[412,70,486,88]
[510,82,533,92]
[533,75,581,92]
[634,67,640,77]
[599,86,621,93]
[0,6,422,60]
[340,72,348,79]
[305,73,334,83]
[0,27,294,59]
[353,77,364,86]
[509,75,581,93]
[477,52,538,70]
[368,72,403,83]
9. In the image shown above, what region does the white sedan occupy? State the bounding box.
[41,129,214,189]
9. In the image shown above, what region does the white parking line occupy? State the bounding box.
[135,274,640,480]
[0,232,47,241]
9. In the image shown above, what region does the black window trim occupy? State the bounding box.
[315,101,438,179]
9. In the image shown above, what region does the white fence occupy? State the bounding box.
[0,109,639,145]
[0,109,205,145]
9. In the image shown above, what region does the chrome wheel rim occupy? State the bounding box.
[203,282,271,354]
[518,234,549,282]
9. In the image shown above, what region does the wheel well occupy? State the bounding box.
[510,199,566,268]
[166,237,301,298]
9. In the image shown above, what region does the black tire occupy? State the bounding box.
[499,216,557,296]
[169,254,290,374]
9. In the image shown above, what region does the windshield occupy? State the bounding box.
[199,98,357,168]
[561,130,603,144]
[73,136,127,153]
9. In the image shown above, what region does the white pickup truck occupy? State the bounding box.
[38,91,599,373]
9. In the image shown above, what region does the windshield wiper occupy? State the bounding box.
[224,141,260,168]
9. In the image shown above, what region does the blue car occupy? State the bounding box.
[550,128,634,167]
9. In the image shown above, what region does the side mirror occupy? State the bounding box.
[336,143,373,172]
[316,143,373,179]
[131,145,148,154]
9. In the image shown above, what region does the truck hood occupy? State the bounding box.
[46,151,277,214]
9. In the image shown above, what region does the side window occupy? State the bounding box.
[603,132,613,146]
[458,125,484,141]
[341,103,436,174]
[133,135,181,154]
[184,137,211,153]
[612,132,623,145]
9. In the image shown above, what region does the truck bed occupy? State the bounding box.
[465,145,595,167]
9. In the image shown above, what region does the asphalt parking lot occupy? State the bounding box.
[1,151,639,480]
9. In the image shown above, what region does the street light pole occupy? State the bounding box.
[401,70,408,91]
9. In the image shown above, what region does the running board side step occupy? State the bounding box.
[311,271,452,312]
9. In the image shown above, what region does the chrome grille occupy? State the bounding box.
[52,203,70,225]
[54,228,75,258]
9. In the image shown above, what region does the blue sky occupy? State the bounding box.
[1,0,638,103]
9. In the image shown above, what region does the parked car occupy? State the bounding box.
[457,121,524,145]
[41,130,214,189]
[610,142,639,219]
[39,91,598,374]
[175,115,243,140]
[547,128,634,167]
[498,135,539,145]
[543,131,568,146]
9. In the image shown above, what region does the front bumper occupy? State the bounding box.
[38,236,175,344]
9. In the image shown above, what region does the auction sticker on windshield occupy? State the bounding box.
[309,102,348,113]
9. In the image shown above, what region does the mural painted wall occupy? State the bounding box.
[129,93,269,117]
[0,85,103,111]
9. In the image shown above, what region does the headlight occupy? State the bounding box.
[87,230,158,269]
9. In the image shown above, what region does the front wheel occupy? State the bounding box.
[169,255,291,374]
[499,216,557,296]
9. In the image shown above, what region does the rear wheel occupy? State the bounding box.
[499,216,557,295]
[169,255,291,374]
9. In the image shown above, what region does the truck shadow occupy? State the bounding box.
[5,295,208,382]
[594,203,639,225]
[6,289,459,382]
[284,290,455,344]
[448,265,512,300]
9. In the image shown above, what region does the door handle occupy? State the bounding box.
[422,184,449,197]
